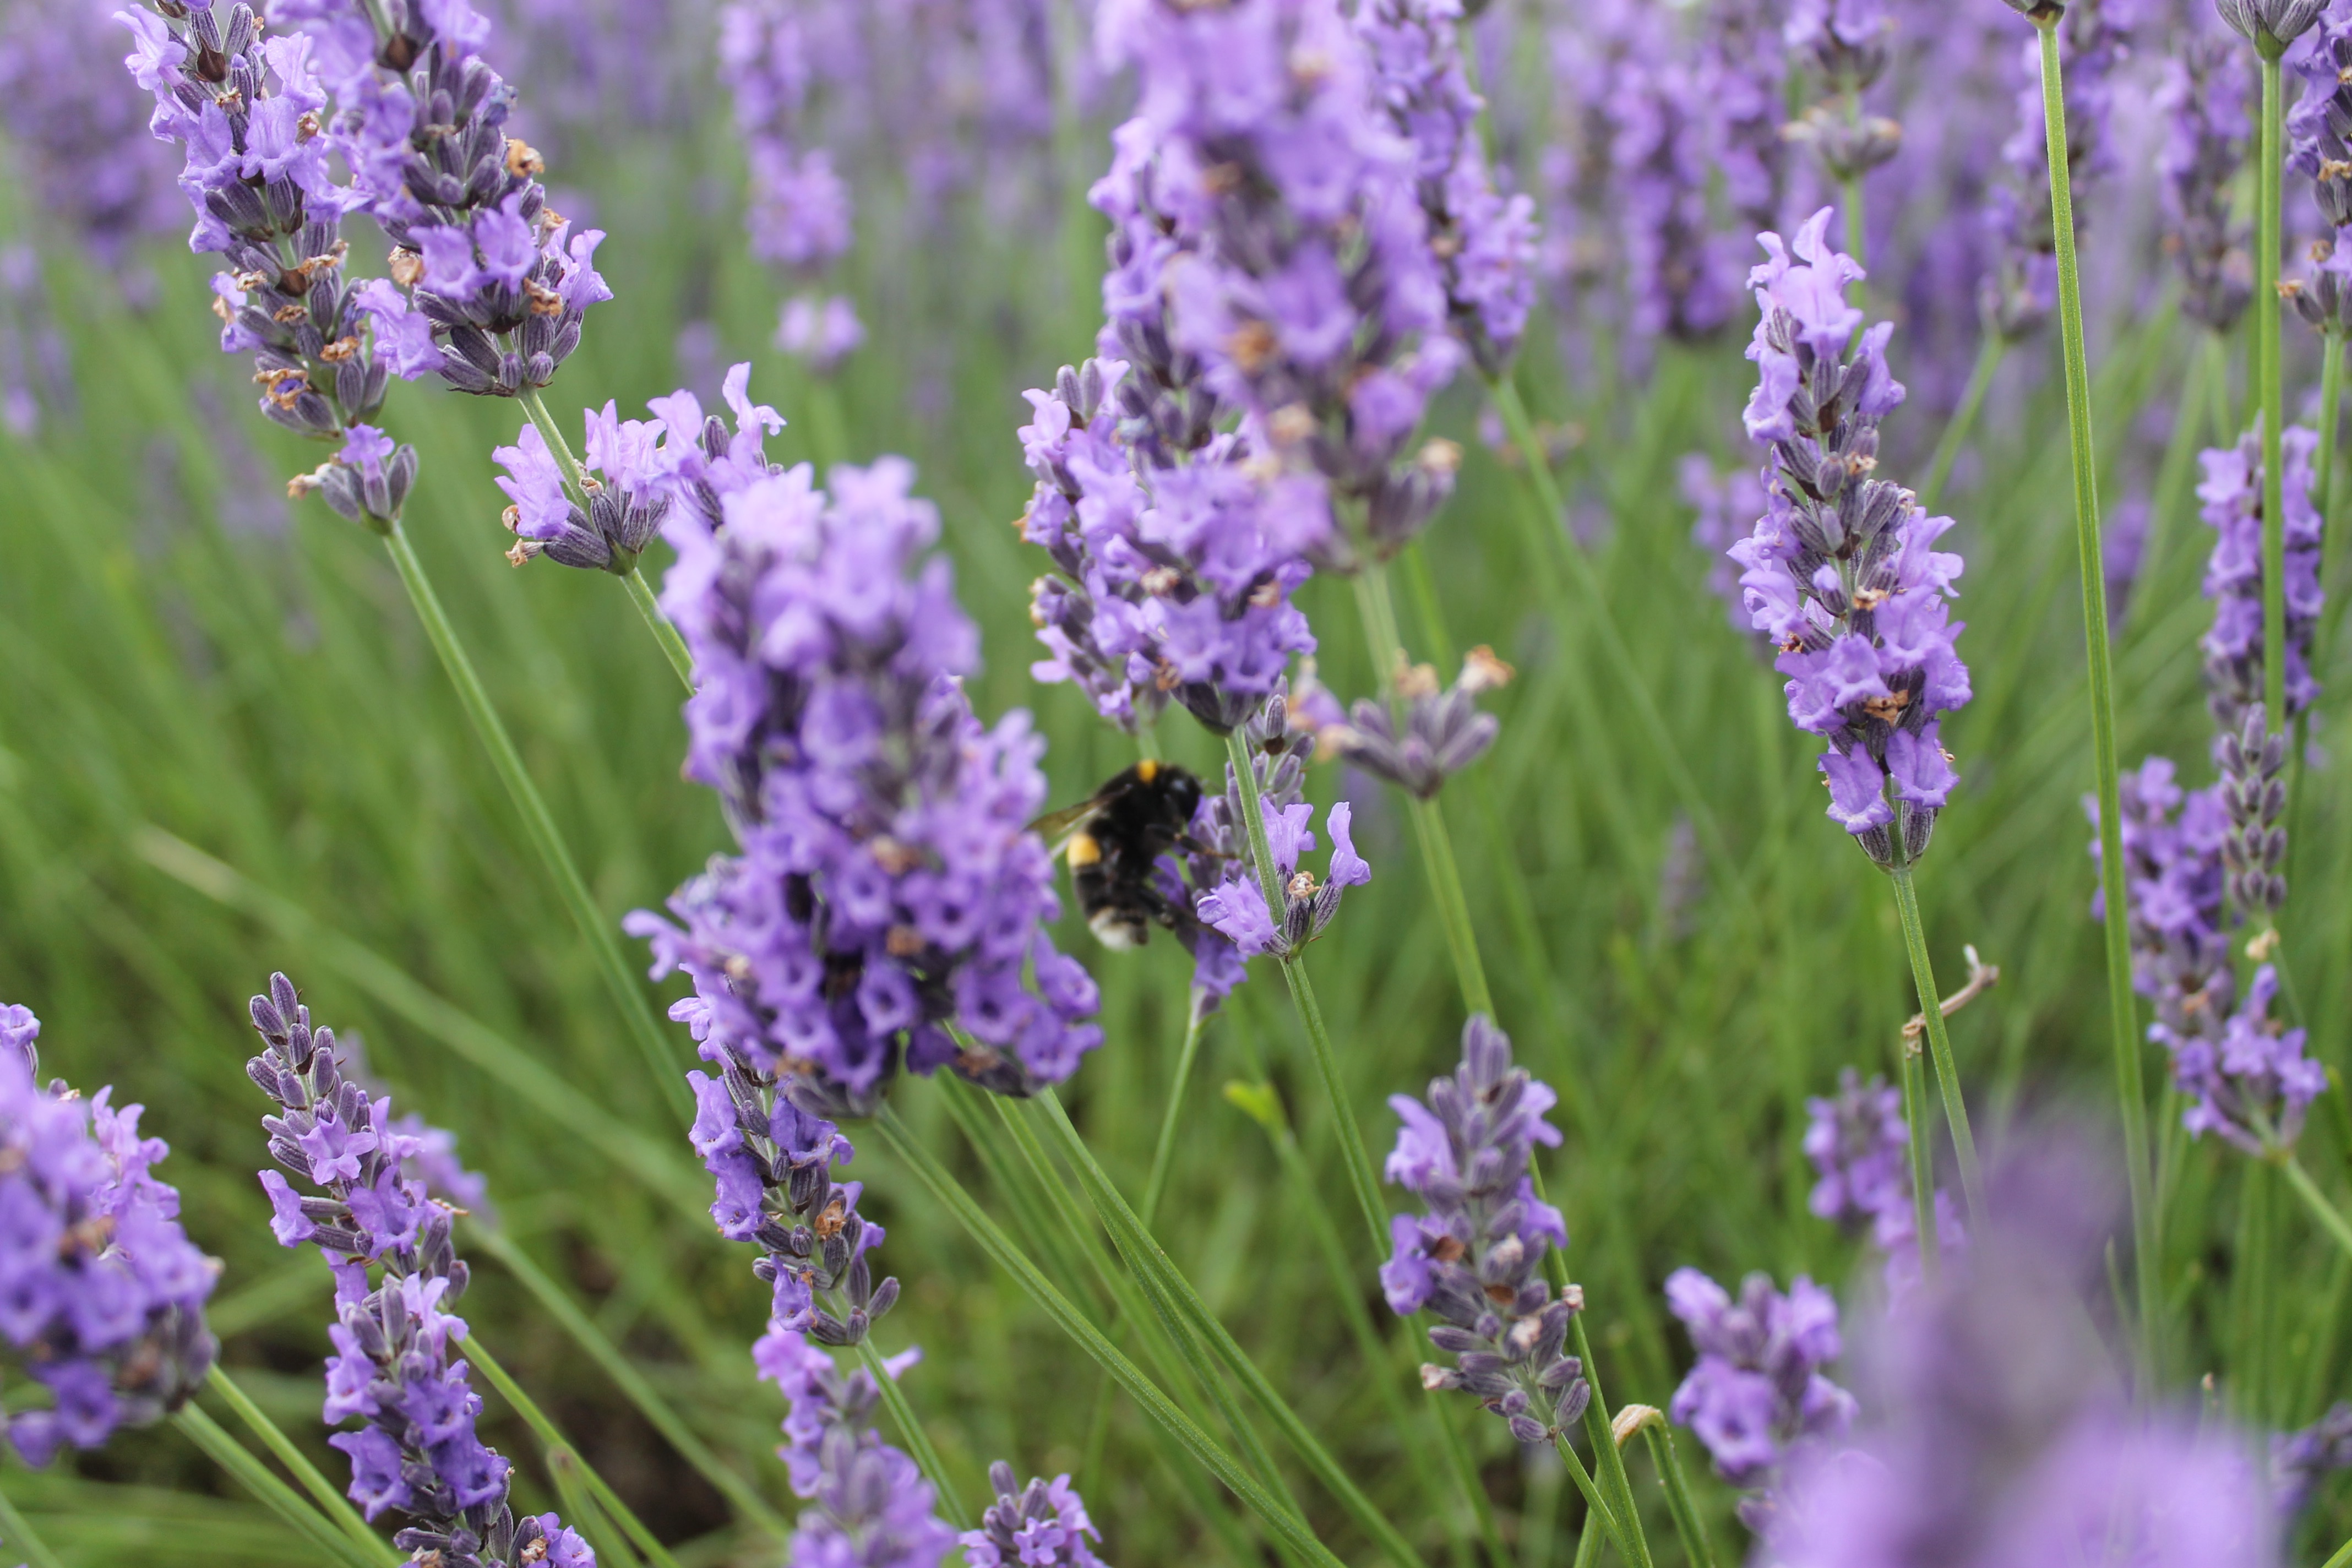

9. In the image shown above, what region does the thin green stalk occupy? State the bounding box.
[1141,990,1213,1229]
[173,1406,387,1568]
[620,564,696,691]
[209,1365,399,1566]
[856,1338,972,1531]
[1569,1319,1653,1568]
[548,1450,647,1568]
[466,1224,790,1539]
[1572,1503,1604,1568]
[380,521,690,1123]
[1483,372,1757,924]
[1520,1452,1564,1568]
[1640,1423,1719,1568]
[1023,1092,1422,1568]
[870,1105,1354,1568]
[2258,42,2290,726]
[2283,1151,2352,1260]
[1223,728,1388,1247]
[2033,10,2159,1382]
[1898,1040,1940,1289]
[1554,1433,1637,1568]
[466,1335,684,1568]
[1919,335,2004,514]
[2326,1535,2352,1568]
[2240,1163,2272,1424]
[1887,868,1985,1227]
[0,1473,69,1568]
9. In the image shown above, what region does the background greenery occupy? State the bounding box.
[2,25,2351,1567]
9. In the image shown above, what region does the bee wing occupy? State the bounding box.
[1026,797,1109,852]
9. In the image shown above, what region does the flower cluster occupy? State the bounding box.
[1313,647,1511,800]
[1354,0,1538,374]
[1664,1269,1854,1523]
[1193,798,1369,961]
[2162,34,2252,334]
[1018,356,1321,735]
[755,1331,956,1568]
[244,974,590,1565]
[1771,1141,2274,1566]
[0,0,181,275]
[1684,456,1772,643]
[2275,1402,2352,1518]
[2197,418,2323,731]
[2215,705,2289,918]
[633,426,1101,1111]
[1802,1066,1962,1293]
[688,1072,898,1347]
[2290,6,2352,334]
[2086,756,2233,1040]
[2166,965,2324,1157]
[493,404,672,573]
[1783,0,1901,189]
[0,1009,217,1467]
[1730,209,1971,869]
[1381,1016,1591,1445]
[962,1462,1109,1568]
[1096,0,1465,570]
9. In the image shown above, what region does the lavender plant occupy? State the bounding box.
[1662,1269,1854,1528]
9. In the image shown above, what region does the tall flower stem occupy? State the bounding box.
[515,386,696,694]
[0,1472,70,1568]
[2282,1151,2352,1260]
[1640,1422,1719,1568]
[209,1364,396,1565]
[2257,41,2290,726]
[172,1404,391,1568]
[1223,728,1389,1246]
[466,1223,791,1539]
[870,1104,1354,1568]
[466,1335,684,1568]
[2033,9,2159,1374]
[379,521,690,1123]
[1888,868,1985,1227]
[1898,1040,1940,1287]
[1919,335,2006,514]
[1141,991,1213,1228]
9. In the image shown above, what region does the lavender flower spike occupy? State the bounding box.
[1664,1269,1854,1526]
[244,974,592,1566]
[2163,963,2324,1155]
[1381,1016,1590,1445]
[631,413,1101,1112]
[1190,689,1371,965]
[2197,417,2323,732]
[2274,1402,2352,1518]
[2214,0,2326,49]
[962,1463,1108,1568]
[1802,1068,1910,1233]
[756,1330,954,1568]
[492,402,673,572]
[1730,207,1972,870]
[1319,647,1513,800]
[0,1012,219,1467]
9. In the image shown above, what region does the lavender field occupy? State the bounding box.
[1,0,2349,1562]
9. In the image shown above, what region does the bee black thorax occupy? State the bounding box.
[1049,760,1203,949]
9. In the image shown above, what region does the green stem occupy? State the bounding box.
[1027,1092,1423,1568]
[208,1365,399,1566]
[856,1338,972,1532]
[1223,729,1390,1248]
[1483,372,1757,924]
[548,1451,646,1568]
[1553,1434,1638,1568]
[2034,10,2159,1383]
[1141,990,1212,1230]
[0,1473,69,1568]
[870,1105,1354,1568]
[1919,335,2005,514]
[621,564,696,692]
[2258,44,2289,727]
[2326,1533,2352,1568]
[2282,1151,2352,1261]
[1898,1037,1941,1289]
[516,386,590,504]
[1569,1316,1653,1568]
[466,1224,791,1538]
[1641,1424,1719,1568]
[380,522,690,1123]
[1887,867,1985,1227]
[173,1406,388,1568]
[465,1335,685,1568]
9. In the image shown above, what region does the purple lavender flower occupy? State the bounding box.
[2274,1402,2352,1517]
[961,1463,1108,1568]
[2198,417,2324,731]
[718,0,859,289]
[2085,756,2234,1039]
[0,1016,218,1467]
[491,402,672,572]
[1783,0,1902,192]
[686,1069,899,1347]
[1664,1269,1854,1522]
[1315,646,1511,799]
[1729,208,1972,869]
[2163,34,2253,334]
[1683,455,1772,642]
[244,974,590,1564]
[2164,963,2325,1155]
[1381,1015,1591,1445]
[755,1329,955,1568]
[2214,705,2290,917]
[1769,1139,2274,1566]
[1803,1068,1910,1233]
[0,0,181,275]
[777,292,867,375]
[1354,0,1539,372]
[1191,796,1370,960]
[631,410,1101,1110]
[2215,0,2327,50]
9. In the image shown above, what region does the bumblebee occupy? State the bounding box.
[1029,760,1206,949]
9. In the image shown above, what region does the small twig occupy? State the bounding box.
[1901,944,2001,1057]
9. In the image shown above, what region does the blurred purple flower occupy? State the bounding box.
[962,1462,1107,1568]
[2197,417,2323,731]
[756,1330,954,1568]
[1665,1269,1854,1517]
